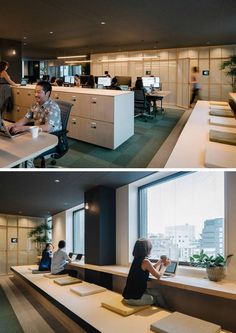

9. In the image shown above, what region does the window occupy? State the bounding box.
[73,209,85,254]
[139,172,224,262]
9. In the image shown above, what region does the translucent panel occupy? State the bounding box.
[0,228,7,250]
[158,51,169,60]
[178,49,188,59]
[221,46,235,58]
[188,49,198,59]
[182,84,190,108]
[210,84,221,101]
[0,251,6,275]
[7,227,18,251]
[200,84,209,100]
[151,61,160,76]
[199,59,210,85]
[222,84,233,101]
[7,251,17,273]
[169,49,177,60]
[160,61,169,82]
[143,62,152,75]
[18,217,28,227]
[210,59,222,84]
[168,83,177,104]
[199,47,210,59]
[18,228,29,251]
[169,61,177,83]
[210,47,222,58]
[18,251,28,265]
[0,215,7,226]
[7,216,17,226]
[28,251,38,265]
[221,69,233,85]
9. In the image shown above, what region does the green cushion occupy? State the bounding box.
[209,130,236,146]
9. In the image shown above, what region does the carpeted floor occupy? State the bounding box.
[0,285,24,333]
[42,108,185,168]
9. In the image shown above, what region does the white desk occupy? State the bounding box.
[165,100,236,168]
[0,132,58,168]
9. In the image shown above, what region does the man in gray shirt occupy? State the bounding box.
[51,240,77,277]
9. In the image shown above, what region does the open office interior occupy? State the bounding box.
[0,0,236,168]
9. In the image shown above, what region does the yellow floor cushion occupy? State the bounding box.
[43,273,69,279]
[209,109,234,118]
[101,297,150,316]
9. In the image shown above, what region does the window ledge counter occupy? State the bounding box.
[9,85,134,149]
[10,265,171,333]
[164,100,236,168]
[70,261,236,301]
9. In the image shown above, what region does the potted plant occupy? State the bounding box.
[220,55,236,92]
[190,250,233,281]
[28,222,52,256]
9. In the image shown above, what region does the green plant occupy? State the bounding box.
[190,250,233,268]
[220,55,236,91]
[28,222,52,255]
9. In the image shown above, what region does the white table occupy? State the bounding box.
[0,132,58,168]
[165,100,236,168]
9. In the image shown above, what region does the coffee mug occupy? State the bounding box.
[30,126,40,139]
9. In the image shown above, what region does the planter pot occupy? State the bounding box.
[206,266,225,282]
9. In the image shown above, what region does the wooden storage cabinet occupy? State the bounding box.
[11,86,134,149]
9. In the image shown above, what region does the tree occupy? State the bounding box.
[220,55,236,92]
[28,222,52,255]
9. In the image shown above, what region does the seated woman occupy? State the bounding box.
[38,243,53,271]
[122,238,170,308]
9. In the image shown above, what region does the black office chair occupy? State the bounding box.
[40,100,73,167]
[133,89,152,121]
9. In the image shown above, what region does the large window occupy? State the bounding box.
[139,172,224,262]
[73,209,85,254]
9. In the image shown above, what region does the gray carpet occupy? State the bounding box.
[0,285,24,333]
[43,108,185,168]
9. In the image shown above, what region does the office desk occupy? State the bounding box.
[146,90,170,114]
[0,132,58,168]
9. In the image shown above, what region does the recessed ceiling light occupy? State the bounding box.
[49,31,54,34]
[54,179,60,183]
[18,211,22,214]
[23,43,27,46]
[101,21,106,25]
[23,36,27,40]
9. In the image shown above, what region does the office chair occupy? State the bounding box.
[40,100,73,167]
[133,89,152,121]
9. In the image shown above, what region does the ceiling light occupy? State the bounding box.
[85,202,89,210]
[54,179,60,183]
[49,31,54,34]
[57,55,87,59]
[99,55,159,63]
[23,36,27,40]
[101,21,106,25]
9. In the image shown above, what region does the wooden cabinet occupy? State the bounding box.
[10,86,134,149]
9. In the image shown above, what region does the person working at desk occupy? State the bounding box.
[0,61,18,116]
[8,80,61,134]
[109,77,121,90]
[38,243,53,271]
[74,74,81,87]
[51,240,77,277]
[122,238,170,308]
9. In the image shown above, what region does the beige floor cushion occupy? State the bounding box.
[209,109,234,118]
[101,298,150,316]
[150,311,221,333]
[54,276,82,286]
[70,283,106,296]
[209,129,236,146]
[209,101,229,106]
[209,116,236,128]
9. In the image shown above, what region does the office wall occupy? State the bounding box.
[0,214,45,275]
[91,44,236,106]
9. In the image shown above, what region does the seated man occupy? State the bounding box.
[8,80,61,134]
[51,240,77,277]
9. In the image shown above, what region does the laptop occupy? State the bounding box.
[0,120,25,138]
[162,260,178,278]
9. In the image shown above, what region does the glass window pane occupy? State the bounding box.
[139,172,224,262]
[73,209,85,254]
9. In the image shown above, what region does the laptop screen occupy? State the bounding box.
[164,261,178,274]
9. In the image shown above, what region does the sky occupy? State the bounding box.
[147,172,224,238]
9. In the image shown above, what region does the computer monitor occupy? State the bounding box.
[20,78,28,86]
[97,76,112,87]
[154,76,160,88]
[64,76,74,84]
[142,76,155,87]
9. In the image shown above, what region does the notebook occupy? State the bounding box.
[209,129,236,146]
[0,120,25,138]
[53,276,82,286]
[150,311,221,333]
[70,283,106,296]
